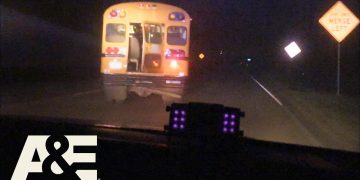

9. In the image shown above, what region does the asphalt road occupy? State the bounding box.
[0,66,351,152]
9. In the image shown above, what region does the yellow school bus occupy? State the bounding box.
[101,2,191,102]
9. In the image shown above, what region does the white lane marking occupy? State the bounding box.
[94,123,163,131]
[250,76,321,146]
[72,89,102,97]
[250,76,283,106]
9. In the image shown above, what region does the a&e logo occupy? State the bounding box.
[11,135,97,180]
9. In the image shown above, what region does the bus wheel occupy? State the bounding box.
[104,85,127,103]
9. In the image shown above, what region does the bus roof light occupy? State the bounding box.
[169,12,185,21]
[110,10,117,17]
[119,10,126,17]
[110,9,126,18]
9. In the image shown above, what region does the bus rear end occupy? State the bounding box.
[101,2,191,103]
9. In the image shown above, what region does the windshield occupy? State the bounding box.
[1,0,359,153]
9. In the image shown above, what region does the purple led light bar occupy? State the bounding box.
[171,108,186,130]
[222,112,238,134]
[230,128,234,133]
[181,110,186,115]
[223,127,228,132]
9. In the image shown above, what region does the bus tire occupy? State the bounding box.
[104,85,127,103]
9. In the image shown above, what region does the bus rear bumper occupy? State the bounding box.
[103,73,186,90]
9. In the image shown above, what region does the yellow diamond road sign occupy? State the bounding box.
[198,53,205,60]
[319,1,359,43]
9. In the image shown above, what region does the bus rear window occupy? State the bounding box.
[167,26,187,45]
[106,23,126,42]
[144,24,162,44]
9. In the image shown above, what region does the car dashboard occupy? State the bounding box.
[0,115,359,179]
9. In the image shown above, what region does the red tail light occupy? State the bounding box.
[106,47,120,54]
[106,47,113,54]
[165,49,186,60]
[113,47,119,54]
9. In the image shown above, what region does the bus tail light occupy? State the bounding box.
[105,47,126,56]
[109,60,123,70]
[106,47,118,54]
[170,60,179,69]
[113,47,119,54]
[165,49,186,60]
[106,47,113,54]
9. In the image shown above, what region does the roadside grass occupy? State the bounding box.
[283,90,359,152]
[253,69,359,152]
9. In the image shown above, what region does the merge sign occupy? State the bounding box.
[319,1,359,43]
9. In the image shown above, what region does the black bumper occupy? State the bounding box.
[103,74,187,89]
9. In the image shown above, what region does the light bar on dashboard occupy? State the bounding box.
[169,12,185,21]
[167,104,188,133]
[222,108,240,134]
[165,103,245,136]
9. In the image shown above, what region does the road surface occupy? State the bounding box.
[1,66,358,152]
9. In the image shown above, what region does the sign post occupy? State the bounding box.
[337,43,340,95]
[319,1,359,95]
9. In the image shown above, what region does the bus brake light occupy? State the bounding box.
[106,47,119,54]
[106,47,113,54]
[113,47,119,54]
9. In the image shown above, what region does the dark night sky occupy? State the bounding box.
[2,0,358,53]
[2,0,359,88]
